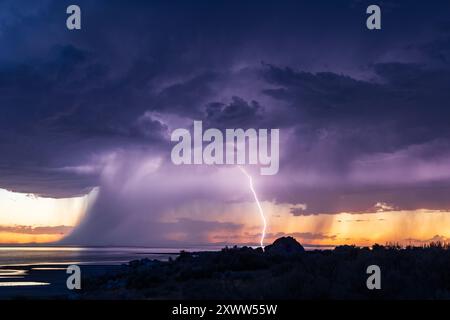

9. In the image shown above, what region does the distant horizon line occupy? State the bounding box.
[0,242,336,249]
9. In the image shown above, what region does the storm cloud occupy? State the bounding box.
[1,0,450,245]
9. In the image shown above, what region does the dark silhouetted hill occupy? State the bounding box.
[264,236,305,255]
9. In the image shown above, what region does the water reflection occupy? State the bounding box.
[0,269,27,276]
[0,282,49,287]
[0,246,192,292]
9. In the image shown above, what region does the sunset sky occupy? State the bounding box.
[1,0,450,247]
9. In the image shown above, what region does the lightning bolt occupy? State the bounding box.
[238,166,267,249]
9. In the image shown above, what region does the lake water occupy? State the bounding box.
[0,246,208,267]
[0,246,220,292]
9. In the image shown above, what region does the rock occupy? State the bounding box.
[264,236,305,255]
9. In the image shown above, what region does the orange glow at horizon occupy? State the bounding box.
[0,188,98,244]
[2,186,450,246]
[164,200,450,247]
[0,232,65,244]
[252,208,450,246]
